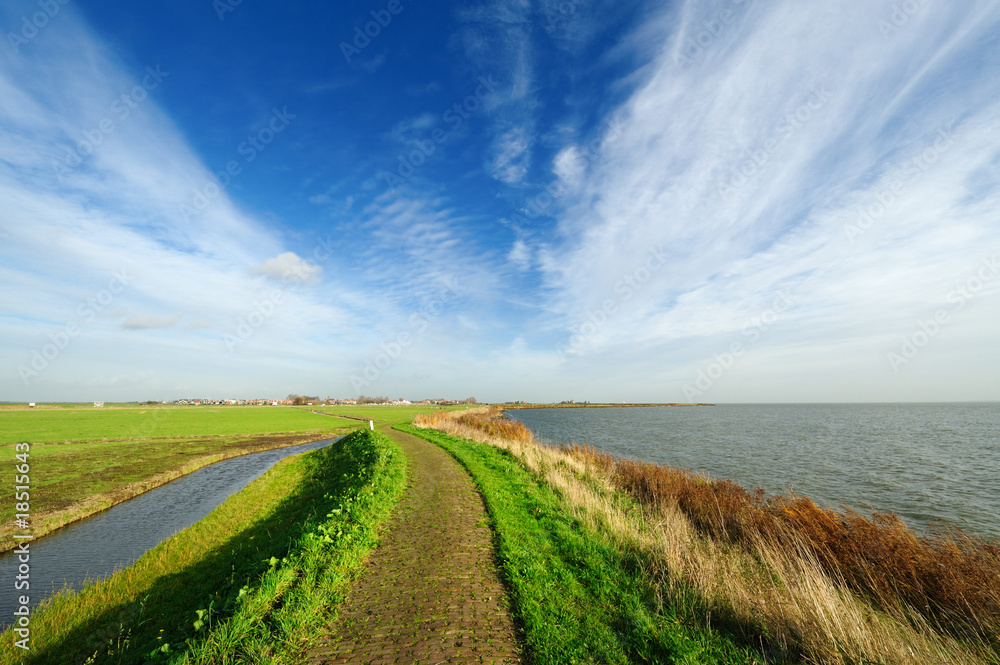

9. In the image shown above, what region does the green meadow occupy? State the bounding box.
[0,405,358,444]
[297,403,470,426]
[0,404,470,550]
[0,405,365,550]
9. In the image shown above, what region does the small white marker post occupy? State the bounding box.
[369,420,374,431]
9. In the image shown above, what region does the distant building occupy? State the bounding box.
[94,402,104,408]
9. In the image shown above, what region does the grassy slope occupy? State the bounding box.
[398,424,763,665]
[0,429,406,665]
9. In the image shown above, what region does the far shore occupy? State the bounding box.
[501,402,714,409]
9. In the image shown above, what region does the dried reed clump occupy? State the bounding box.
[414,407,999,665]
[611,457,1000,641]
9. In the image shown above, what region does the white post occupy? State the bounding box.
[369,420,374,431]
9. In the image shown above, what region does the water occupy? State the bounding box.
[0,437,339,625]
[508,404,1000,541]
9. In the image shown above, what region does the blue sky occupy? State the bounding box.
[1,0,998,403]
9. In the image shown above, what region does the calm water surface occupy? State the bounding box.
[509,404,999,540]
[0,437,338,626]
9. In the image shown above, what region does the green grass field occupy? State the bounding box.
[0,405,358,445]
[0,405,460,551]
[300,403,471,426]
[0,405,373,550]
[0,429,407,665]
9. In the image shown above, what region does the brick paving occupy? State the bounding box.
[304,428,521,665]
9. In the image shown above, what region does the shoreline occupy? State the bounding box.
[502,402,714,409]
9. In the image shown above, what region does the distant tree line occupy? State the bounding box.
[287,394,320,405]
[357,395,390,404]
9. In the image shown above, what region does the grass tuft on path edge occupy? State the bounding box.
[397,423,764,665]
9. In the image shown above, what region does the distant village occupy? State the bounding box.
[166,395,478,407]
[15,396,480,408]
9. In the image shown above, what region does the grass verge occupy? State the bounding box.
[0,431,356,553]
[0,429,406,665]
[397,423,763,664]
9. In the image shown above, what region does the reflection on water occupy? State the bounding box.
[509,404,999,540]
[0,437,338,626]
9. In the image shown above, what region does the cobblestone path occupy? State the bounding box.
[304,427,521,664]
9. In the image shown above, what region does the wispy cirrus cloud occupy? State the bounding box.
[533,0,1000,399]
[2,0,997,404]
[0,4,369,399]
[491,127,533,184]
[456,1,538,185]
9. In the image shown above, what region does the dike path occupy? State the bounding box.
[305,427,521,664]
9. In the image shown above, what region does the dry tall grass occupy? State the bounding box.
[414,407,999,665]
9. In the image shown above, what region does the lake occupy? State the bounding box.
[508,404,999,540]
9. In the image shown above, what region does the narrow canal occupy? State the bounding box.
[0,437,339,626]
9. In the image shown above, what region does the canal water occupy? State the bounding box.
[509,404,1000,541]
[0,437,338,626]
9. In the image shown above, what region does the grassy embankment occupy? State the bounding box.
[0,428,407,665]
[410,408,1000,665]
[0,406,359,551]
[398,422,763,664]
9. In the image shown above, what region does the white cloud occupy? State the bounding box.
[250,252,323,284]
[552,145,584,190]
[508,239,532,270]
[388,113,438,143]
[491,127,532,184]
[121,314,182,330]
